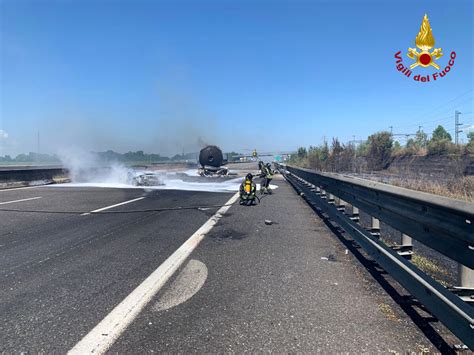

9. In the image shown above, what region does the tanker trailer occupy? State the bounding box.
[198,145,228,176]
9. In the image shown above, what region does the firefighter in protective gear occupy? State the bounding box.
[239,173,257,205]
[258,161,274,195]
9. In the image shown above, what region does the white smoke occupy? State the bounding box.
[56,147,245,193]
[0,130,8,140]
[58,147,130,184]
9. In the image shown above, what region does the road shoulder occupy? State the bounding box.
[110,177,435,353]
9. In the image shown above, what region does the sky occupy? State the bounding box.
[1,0,473,157]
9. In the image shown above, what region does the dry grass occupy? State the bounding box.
[389,176,474,203]
[411,254,450,287]
[378,303,399,322]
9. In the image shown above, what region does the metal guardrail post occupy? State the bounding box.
[458,265,474,289]
[392,233,413,260]
[402,233,412,247]
[371,217,380,230]
[345,204,360,223]
[370,217,381,239]
[337,198,346,212]
[327,193,335,204]
[454,264,474,304]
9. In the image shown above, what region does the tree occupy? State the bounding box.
[307,146,322,170]
[297,147,307,159]
[406,138,416,149]
[171,153,184,160]
[356,141,369,157]
[392,141,402,155]
[329,138,344,171]
[466,132,474,154]
[15,154,28,162]
[320,141,329,164]
[467,131,474,143]
[339,143,355,172]
[431,125,452,142]
[415,130,428,148]
[226,151,240,162]
[331,138,344,156]
[367,131,393,170]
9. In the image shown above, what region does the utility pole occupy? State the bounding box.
[389,126,393,136]
[455,111,463,145]
[37,131,40,156]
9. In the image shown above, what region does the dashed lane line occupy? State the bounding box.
[81,197,145,216]
[0,196,42,205]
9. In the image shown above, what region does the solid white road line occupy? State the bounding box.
[81,197,145,216]
[68,192,239,355]
[0,196,42,205]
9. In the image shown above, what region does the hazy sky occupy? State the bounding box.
[1,0,473,156]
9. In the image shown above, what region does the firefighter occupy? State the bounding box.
[264,162,274,194]
[239,173,257,205]
[258,161,273,195]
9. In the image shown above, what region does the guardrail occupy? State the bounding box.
[275,163,474,349]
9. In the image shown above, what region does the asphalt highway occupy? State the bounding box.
[0,179,446,353]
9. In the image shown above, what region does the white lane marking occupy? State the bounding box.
[0,196,42,205]
[81,197,145,216]
[68,192,239,355]
[0,186,40,192]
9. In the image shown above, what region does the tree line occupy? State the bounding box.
[0,150,187,164]
[290,125,474,172]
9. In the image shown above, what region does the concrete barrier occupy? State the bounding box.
[0,166,69,188]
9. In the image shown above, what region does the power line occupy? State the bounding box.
[407,89,473,121]
[391,95,474,130]
[430,96,474,116]
[391,116,452,131]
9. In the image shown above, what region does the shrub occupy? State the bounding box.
[427,138,452,155]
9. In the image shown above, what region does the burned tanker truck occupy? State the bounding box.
[198,145,229,176]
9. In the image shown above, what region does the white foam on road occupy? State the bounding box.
[52,176,242,192]
[52,179,279,193]
[183,169,200,177]
[53,177,243,193]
